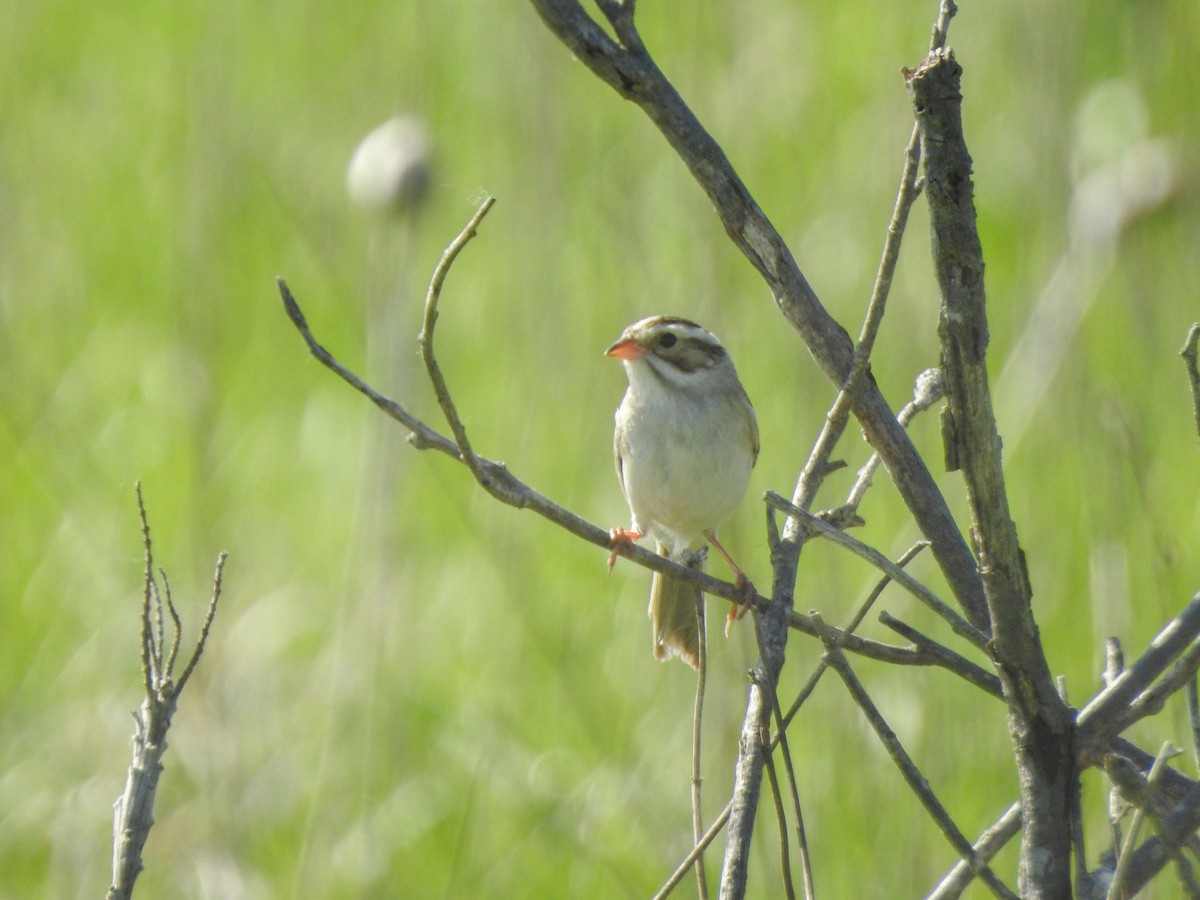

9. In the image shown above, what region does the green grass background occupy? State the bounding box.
[3,1,1199,897]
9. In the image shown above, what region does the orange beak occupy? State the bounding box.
[605,337,648,360]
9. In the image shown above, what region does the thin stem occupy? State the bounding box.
[927,803,1022,899]
[1180,323,1200,444]
[691,596,709,899]
[653,804,732,900]
[418,196,497,482]
[811,612,1018,899]
[767,493,988,649]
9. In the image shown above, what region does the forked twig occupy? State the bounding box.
[767,493,988,649]
[109,484,227,900]
[1077,594,1200,753]
[418,196,499,485]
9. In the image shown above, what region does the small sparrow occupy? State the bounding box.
[606,316,759,668]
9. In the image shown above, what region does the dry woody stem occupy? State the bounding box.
[107,484,227,900]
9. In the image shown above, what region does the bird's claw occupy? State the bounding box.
[607,527,642,572]
[724,574,757,636]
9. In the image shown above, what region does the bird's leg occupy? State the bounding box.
[706,533,756,633]
[607,527,643,572]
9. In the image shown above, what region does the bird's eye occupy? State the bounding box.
[657,333,678,349]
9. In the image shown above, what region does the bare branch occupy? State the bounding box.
[136,483,156,694]
[929,0,957,52]
[812,124,928,531]
[418,196,500,488]
[1078,594,1200,754]
[928,802,1021,899]
[161,570,182,681]
[762,674,814,900]
[1182,323,1200,445]
[907,47,1074,895]
[109,487,228,900]
[766,493,988,649]
[1107,744,1183,900]
[1112,639,1200,736]
[1091,771,1200,898]
[175,551,228,695]
[1188,680,1200,775]
[755,701,797,900]
[878,612,1002,697]
[832,367,944,527]
[810,612,1018,899]
[654,803,733,900]
[777,544,937,747]
[278,277,461,458]
[692,596,709,899]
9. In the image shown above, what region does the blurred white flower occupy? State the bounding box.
[346,115,432,215]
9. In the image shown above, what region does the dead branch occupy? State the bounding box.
[811,612,1018,899]
[907,45,1076,896]
[108,485,227,900]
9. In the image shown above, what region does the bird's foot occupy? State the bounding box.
[607,527,643,572]
[724,574,757,636]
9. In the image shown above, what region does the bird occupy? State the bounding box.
[605,316,759,668]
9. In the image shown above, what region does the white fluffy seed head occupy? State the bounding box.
[346,116,432,215]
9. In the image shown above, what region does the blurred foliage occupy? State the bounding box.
[1,1,1198,897]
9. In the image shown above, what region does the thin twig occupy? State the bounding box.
[779,543,933,733]
[161,570,182,680]
[758,739,798,900]
[1180,323,1200,444]
[838,368,944,523]
[277,277,460,458]
[1107,743,1182,900]
[1188,680,1200,777]
[1091,750,1200,897]
[1078,593,1200,753]
[768,493,988,649]
[1105,637,1125,688]
[691,595,709,900]
[1111,638,1200,738]
[930,0,957,51]
[653,803,732,900]
[812,124,928,530]
[811,612,1018,900]
[136,483,156,694]
[175,551,228,694]
[878,612,1002,697]
[109,486,228,900]
[418,196,498,485]
[927,802,1021,899]
[763,674,815,900]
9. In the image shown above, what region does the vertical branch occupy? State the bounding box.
[1180,323,1200,443]
[907,50,1074,896]
[691,598,709,899]
[108,485,227,900]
